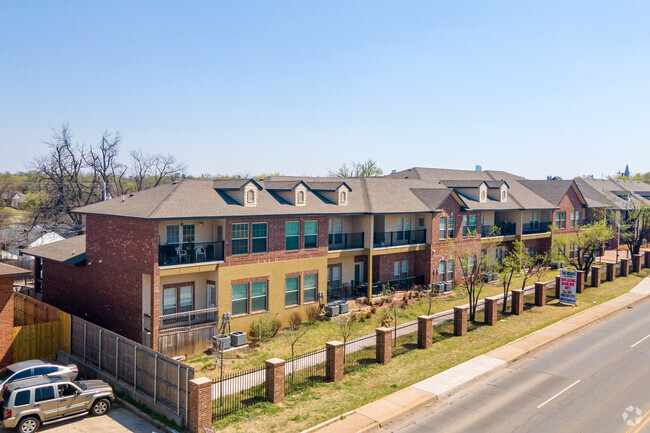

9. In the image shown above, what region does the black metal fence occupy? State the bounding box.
[159,241,225,266]
[481,222,516,237]
[343,333,377,374]
[328,232,364,250]
[212,366,266,421]
[285,348,327,393]
[373,229,426,248]
[522,222,552,235]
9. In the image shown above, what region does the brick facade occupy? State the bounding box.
[554,186,584,234]
[189,377,212,433]
[0,276,14,368]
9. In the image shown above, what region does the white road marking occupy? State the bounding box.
[630,334,650,348]
[537,380,581,409]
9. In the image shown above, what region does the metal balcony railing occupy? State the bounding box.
[481,222,516,237]
[159,307,219,333]
[159,241,225,266]
[328,232,365,250]
[373,229,426,248]
[522,221,552,235]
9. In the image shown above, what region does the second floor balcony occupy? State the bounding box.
[522,221,552,235]
[328,232,364,250]
[481,222,516,237]
[159,241,225,266]
[373,229,426,248]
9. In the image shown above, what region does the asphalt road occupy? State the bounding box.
[382,296,650,433]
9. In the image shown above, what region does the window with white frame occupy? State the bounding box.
[438,260,446,282]
[303,274,317,303]
[163,288,176,315]
[401,260,408,279]
[166,225,179,244]
[448,216,455,238]
[183,225,195,244]
[285,277,300,306]
[179,285,193,312]
[397,217,411,240]
[251,281,267,312]
[252,222,267,253]
[286,221,300,250]
[447,259,455,281]
[439,217,447,239]
[232,223,249,255]
[304,221,318,249]
[232,283,249,316]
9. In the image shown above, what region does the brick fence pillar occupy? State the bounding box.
[645,251,650,269]
[555,276,561,299]
[606,263,616,282]
[621,258,630,277]
[326,341,344,382]
[376,327,392,364]
[453,305,468,336]
[0,276,14,369]
[591,266,602,288]
[484,296,499,326]
[576,270,585,293]
[417,315,434,349]
[633,254,642,273]
[534,282,547,307]
[265,358,285,403]
[189,377,212,433]
[512,289,524,316]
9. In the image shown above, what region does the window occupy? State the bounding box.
[468,215,477,234]
[467,255,476,275]
[183,224,195,244]
[285,277,300,306]
[462,215,468,236]
[340,191,347,203]
[397,217,411,240]
[35,385,55,403]
[502,190,507,200]
[286,221,300,250]
[304,221,318,249]
[530,212,539,223]
[247,189,255,203]
[14,390,30,406]
[447,259,455,281]
[166,225,179,244]
[232,283,249,316]
[297,190,305,204]
[232,223,249,255]
[570,211,575,228]
[163,288,177,315]
[393,261,400,280]
[401,260,408,279]
[480,190,486,201]
[439,217,447,239]
[575,210,580,226]
[34,366,57,376]
[252,223,267,253]
[529,245,537,256]
[329,218,343,244]
[179,285,193,312]
[303,274,317,303]
[448,217,455,238]
[560,212,566,228]
[418,217,425,229]
[251,281,267,313]
[328,265,341,289]
[58,384,77,398]
[438,260,446,282]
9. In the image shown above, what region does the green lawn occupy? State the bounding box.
[212,269,650,433]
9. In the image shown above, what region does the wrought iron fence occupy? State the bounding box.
[328,232,364,250]
[159,241,225,266]
[343,333,377,374]
[285,348,327,393]
[373,229,426,248]
[392,322,419,357]
[212,366,266,421]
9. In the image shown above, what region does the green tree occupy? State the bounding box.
[553,221,614,273]
[447,232,485,322]
[621,203,650,255]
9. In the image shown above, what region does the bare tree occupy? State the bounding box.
[282,312,312,381]
[336,313,361,358]
[130,150,186,191]
[329,159,383,178]
[447,232,486,322]
[129,149,155,192]
[85,131,127,198]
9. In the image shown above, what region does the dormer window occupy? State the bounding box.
[502,190,506,200]
[480,190,486,201]
[297,190,305,204]
[247,190,255,203]
[340,191,347,203]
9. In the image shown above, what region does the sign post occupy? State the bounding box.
[559,270,577,305]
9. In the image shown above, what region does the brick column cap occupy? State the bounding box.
[190,377,212,386]
[326,341,344,348]
[634,254,643,258]
[417,315,435,321]
[454,305,469,311]
[376,327,392,334]
[265,358,286,367]
[592,265,602,270]
[535,281,547,287]
[486,295,502,301]
[511,289,524,293]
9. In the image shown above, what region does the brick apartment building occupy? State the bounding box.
[22,168,650,356]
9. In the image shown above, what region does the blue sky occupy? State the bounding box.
[1,1,649,179]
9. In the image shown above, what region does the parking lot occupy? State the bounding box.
[0,406,162,433]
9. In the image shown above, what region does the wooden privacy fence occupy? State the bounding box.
[12,293,70,362]
[69,315,194,426]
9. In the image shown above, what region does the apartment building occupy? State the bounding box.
[22,168,650,355]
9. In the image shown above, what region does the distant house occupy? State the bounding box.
[10,193,25,209]
[0,225,71,261]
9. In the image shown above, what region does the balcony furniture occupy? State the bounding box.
[176,246,187,263]
[160,241,225,266]
[195,245,207,261]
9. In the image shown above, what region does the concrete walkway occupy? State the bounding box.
[305,276,650,433]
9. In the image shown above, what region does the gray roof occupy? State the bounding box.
[517,180,576,206]
[0,262,31,277]
[574,178,650,210]
[21,235,86,265]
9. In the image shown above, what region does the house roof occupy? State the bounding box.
[21,235,86,265]
[574,178,650,210]
[0,262,31,278]
[517,180,576,206]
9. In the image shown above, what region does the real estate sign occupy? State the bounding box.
[559,270,577,305]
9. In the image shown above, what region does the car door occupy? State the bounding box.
[56,383,86,416]
[33,385,59,419]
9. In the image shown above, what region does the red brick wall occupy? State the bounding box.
[222,216,329,266]
[0,276,14,368]
[373,250,429,282]
[555,186,584,234]
[42,215,159,346]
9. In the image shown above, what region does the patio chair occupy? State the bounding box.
[195,245,207,261]
[176,246,187,263]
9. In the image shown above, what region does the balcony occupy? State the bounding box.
[481,222,516,237]
[328,232,365,251]
[522,221,552,235]
[373,229,426,248]
[159,307,219,333]
[158,241,225,266]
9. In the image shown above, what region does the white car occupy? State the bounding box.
[0,361,78,393]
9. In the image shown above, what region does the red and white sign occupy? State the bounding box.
[559,270,577,305]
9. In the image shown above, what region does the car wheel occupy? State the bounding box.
[91,398,111,416]
[17,416,40,433]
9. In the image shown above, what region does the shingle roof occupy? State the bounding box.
[517,180,575,206]
[0,262,31,277]
[574,178,650,209]
[21,235,86,265]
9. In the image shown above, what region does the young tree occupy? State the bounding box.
[621,204,650,255]
[447,233,485,322]
[498,253,519,313]
[553,221,614,273]
[282,312,312,380]
[514,240,550,290]
[336,313,361,358]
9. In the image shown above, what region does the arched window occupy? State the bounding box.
[502,190,507,200]
[297,190,305,203]
[340,191,347,203]
[480,190,486,201]
[247,190,255,203]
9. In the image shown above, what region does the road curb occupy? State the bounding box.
[305,275,650,433]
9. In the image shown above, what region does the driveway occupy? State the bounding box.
[0,407,162,433]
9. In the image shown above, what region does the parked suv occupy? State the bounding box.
[0,376,115,432]
[0,360,78,390]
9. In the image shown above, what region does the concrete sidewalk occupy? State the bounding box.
[305,276,650,433]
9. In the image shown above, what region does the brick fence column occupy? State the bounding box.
[645,251,650,269]
[453,305,468,336]
[555,276,561,299]
[376,327,392,364]
[189,377,212,433]
[512,289,524,316]
[534,282,547,307]
[633,254,642,273]
[576,270,585,293]
[0,276,14,369]
[326,341,344,382]
[484,296,499,326]
[591,266,602,287]
[417,315,434,349]
[265,358,285,403]
[621,258,630,277]
[606,263,616,282]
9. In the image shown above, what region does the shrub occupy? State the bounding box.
[249,313,281,343]
[306,305,322,322]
